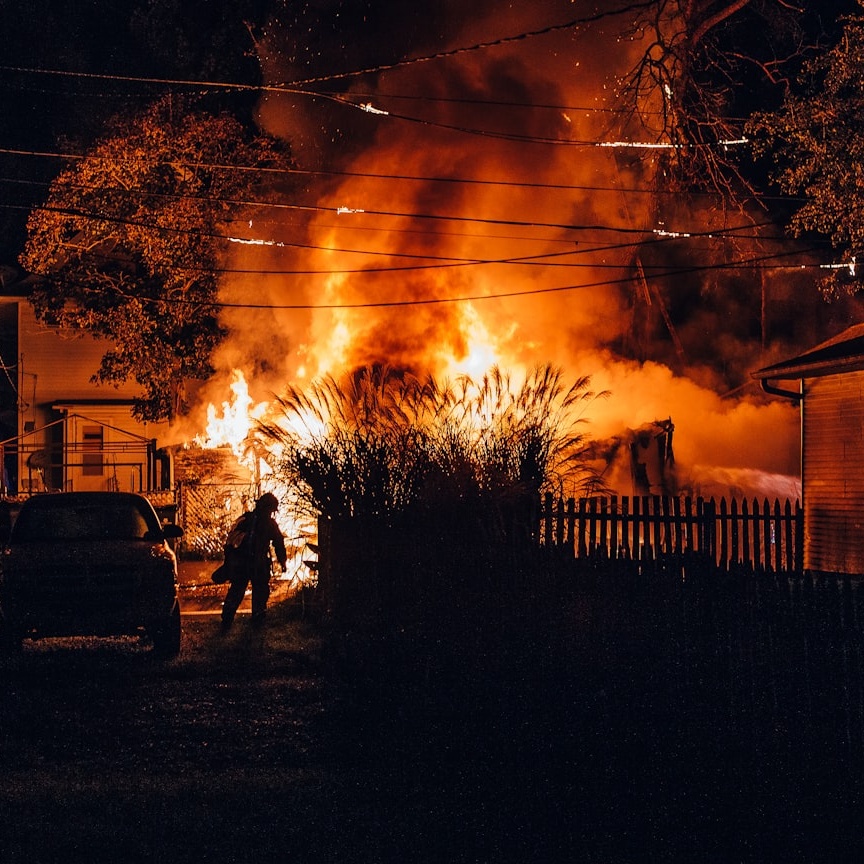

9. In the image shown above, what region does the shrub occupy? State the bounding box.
[258,364,607,631]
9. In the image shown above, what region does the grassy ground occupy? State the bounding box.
[1,575,863,864]
[0,606,327,864]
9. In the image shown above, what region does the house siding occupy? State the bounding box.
[11,301,170,493]
[803,372,864,575]
[18,301,142,411]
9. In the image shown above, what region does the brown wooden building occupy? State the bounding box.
[754,323,864,577]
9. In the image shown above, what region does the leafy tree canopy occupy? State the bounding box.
[746,4,864,298]
[19,96,291,420]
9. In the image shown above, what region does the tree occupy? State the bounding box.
[20,96,291,420]
[746,5,864,298]
[616,1,848,196]
[610,1,853,377]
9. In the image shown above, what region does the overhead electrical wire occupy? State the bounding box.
[33,244,827,312]
[2,198,787,273]
[0,155,717,198]
[0,4,820,296]
[0,75,718,124]
[0,73,748,150]
[0,199,713,251]
[210,247,838,309]
[0,146,779,205]
[0,1,659,94]
[0,0,751,153]
[271,0,662,88]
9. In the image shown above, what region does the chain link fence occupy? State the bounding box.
[177,482,258,559]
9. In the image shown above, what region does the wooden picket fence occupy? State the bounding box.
[538,493,803,573]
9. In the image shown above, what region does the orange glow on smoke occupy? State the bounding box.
[186,4,803,502]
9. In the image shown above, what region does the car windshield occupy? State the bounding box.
[11,499,160,543]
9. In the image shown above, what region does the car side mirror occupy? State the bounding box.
[161,523,183,540]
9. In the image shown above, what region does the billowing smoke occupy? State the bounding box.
[193,0,860,499]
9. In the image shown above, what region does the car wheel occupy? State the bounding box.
[150,601,181,658]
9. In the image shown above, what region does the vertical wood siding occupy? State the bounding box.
[803,373,864,576]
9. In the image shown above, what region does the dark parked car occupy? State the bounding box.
[0,491,183,656]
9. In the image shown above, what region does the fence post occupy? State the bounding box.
[672,496,683,554]
[783,499,794,573]
[555,495,565,548]
[599,496,609,558]
[752,498,762,572]
[683,496,694,556]
[588,497,599,556]
[773,499,783,573]
[577,497,588,558]
[641,495,653,561]
[609,495,619,559]
[729,498,741,567]
[543,492,553,553]
[651,495,662,557]
[620,496,630,558]
[699,497,716,564]
[566,497,576,557]
[795,499,804,572]
[762,497,773,572]
[660,496,672,555]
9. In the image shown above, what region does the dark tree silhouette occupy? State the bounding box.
[20,96,291,420]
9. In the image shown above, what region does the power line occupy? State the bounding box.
[0,146,769,202]
[199,248,845,308]
[0,1,756,152]
[0,2,658,94]
[280,1,661,88]
[32,245,826,312]
[0,71,751,127]
[5,200,784,274]
[20,228,802,278]
[318,88,748,149]
[0,155,695,197]
[0,75,749,149]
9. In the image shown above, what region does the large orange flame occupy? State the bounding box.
[186,3,803,504]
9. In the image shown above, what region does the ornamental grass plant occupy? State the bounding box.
[258,363,607,649]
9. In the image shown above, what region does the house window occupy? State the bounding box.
[82,425,104,476]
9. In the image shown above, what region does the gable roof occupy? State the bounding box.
[752,323,864,380]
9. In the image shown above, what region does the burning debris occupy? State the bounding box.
[583,418,676,497]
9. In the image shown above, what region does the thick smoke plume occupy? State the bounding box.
[193,0,859,498]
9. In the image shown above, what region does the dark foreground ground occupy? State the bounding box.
[1,572,864,864]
